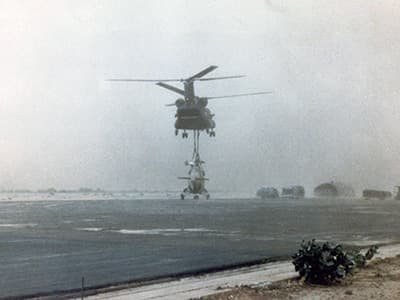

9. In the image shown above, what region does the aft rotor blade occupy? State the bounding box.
[207,92,273,100]
[106,78,182,82]
[156,82,185,96]
[198,75,245,81]
[165,103,176,107]
[187,65,218,81]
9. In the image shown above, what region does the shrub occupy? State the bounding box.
[292,240,378,284]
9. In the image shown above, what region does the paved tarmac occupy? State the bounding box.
[83,244,400,300]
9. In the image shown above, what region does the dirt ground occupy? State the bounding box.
[197,255,400,300]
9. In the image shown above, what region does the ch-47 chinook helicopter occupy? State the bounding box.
[108,65,270,138]
[108,66,271,199]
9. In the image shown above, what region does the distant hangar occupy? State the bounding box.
[314,181,355,197]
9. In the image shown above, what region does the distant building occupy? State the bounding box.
[281,186,305,198]
[396,187,400,200]
[79,187,94,193]
[314,182,355,197]
[256,187,279,199]
[363,189,392,200]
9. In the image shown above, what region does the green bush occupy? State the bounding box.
[292,240,378,284]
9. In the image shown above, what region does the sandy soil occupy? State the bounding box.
[198,255,400,300]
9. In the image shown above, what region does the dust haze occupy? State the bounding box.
[0,0,399,194]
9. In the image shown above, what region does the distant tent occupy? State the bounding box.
[314,182,355,197]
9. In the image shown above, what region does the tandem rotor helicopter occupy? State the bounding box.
[108,65,271,200]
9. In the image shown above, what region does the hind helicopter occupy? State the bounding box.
[108,66,271,199]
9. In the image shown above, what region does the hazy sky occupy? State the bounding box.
[1,0,400,193]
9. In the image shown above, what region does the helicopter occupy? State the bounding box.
[179,156,209,200]
[108,65,270,138]
[108,66,271,199]
[178,132,209,200]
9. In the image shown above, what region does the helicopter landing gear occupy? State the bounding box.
[175,129,179,136]
[209,130,215,137]
[182,131,188,139]
[181,188,190,200]
[193,195,199,200]
[202,189,210,200]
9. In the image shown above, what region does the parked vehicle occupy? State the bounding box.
[281,186,305,198]
[363,189,392,200]
[256,187,279,199]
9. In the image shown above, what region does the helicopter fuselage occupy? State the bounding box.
[175,103,215,131]
[180,156,210,200]
[188,163,206,193]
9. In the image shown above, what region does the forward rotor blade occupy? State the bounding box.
[165,103,176,107]
[106,78,182,82]
[207,92,273,100]
[197,75,245,81]
[187,65,218,81]
[156,82,185,96]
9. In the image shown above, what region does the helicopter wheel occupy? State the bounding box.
[206,194,210,200]
[180,194,185,200]
[194,195,199,200]
[175,129,179,136]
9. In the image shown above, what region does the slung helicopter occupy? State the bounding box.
[108,65,270,138]
[178,132,209,200]
[179,156,209,200]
